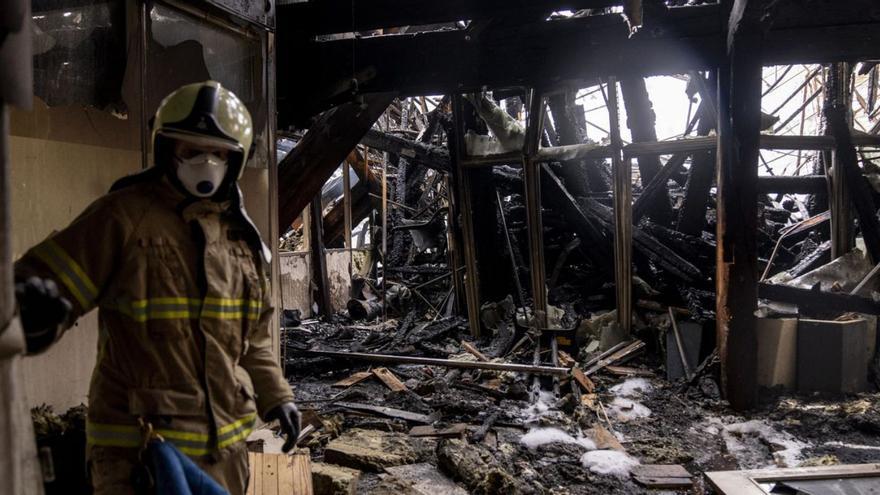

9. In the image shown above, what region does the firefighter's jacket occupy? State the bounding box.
[15,176,293,458]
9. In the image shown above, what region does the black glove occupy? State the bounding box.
[14,276,72,353]
[266,402,302,453]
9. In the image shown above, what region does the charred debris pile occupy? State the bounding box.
[276,66,880,492]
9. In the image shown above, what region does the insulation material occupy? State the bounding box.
[580,450,640,479]
[607,397,652,422]
[520,427,596,450]
[721,420,809,468]
[610,377,653,397]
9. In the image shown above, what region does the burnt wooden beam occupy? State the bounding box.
[677,75,718,236]
[756,175,827,195]
[309,196,333,315]
[278,93,394,231]
[360,129,452,173]
[758,283,880,316]
[632,153,687,224]
[451,95,483,337]
[279,2,880,123]
[716,0,763,411]
[323,161,381,246]
[620,76,672,224]
[827,97,880,264]
[279,0,622,36]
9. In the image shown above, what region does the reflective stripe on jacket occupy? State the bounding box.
[16,177,293,457]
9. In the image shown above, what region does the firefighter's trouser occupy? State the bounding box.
[89,443,249,495]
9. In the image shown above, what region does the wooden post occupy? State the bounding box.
[608,79,632,335]
[309,196,332,316]
[523,89,547,330]
[828,63,855,259]
[451,95,482,337]
[716,0,762,411]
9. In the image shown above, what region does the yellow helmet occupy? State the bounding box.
[152,81,254,176]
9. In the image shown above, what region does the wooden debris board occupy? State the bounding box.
[335,401,438,424]
[632,464,691,478]
[633,476,694,489]
[460,341,490,362]
[632,464,692,489]
[580,394,598,411]
[372,367,408,391]
[409,423,468,438]
[332,371,373,388]
[589,424,625,452]
[247,451,313,495]
[572,367,596,393]
[557,350,576,368]
[385,463,468,495]
[605,365,654,377]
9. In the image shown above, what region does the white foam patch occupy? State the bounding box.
[520,427,597,450]
[607,397,652,421]
[580,450,640,479]
[722,420,809,468]
[521,390,558,423]
[610,378,653,397]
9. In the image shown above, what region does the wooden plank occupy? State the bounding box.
[252,452,263,495]
[571,367,595,393]
[633,476,694,489]
[332,371,374,388]
[409,423,468,438]
[335,402,438,423]
[632,464,691,479]
[246,452,256,495]
[263,451,279,495]
[604,365,654,377]
[278,455,295,494]
[291,451,314,495]
[372,367,407,392]
[460,341,489,362]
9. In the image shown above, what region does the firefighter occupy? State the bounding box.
[14,81,300,494]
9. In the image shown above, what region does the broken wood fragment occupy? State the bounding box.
[571,367,596,393]
[584,340,646,375]
[604,366,654,377]
[408,424,468,438]
[460,341,489,362]
[373,367,408,392]
[332,371,374,388]
[334,402,438,424]
[557,350,576,368]
[589,424,625,452]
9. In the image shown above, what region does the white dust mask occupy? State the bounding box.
[174,153,228,198]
